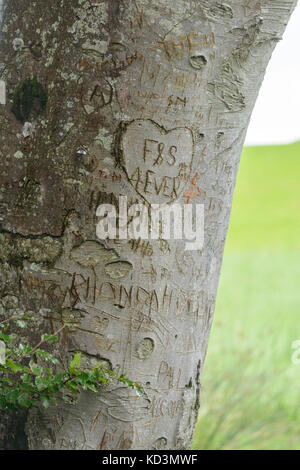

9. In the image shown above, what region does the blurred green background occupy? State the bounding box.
[192,142,300,450]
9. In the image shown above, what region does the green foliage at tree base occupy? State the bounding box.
[0,314,143,411]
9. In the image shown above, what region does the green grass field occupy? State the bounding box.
[192,142,300,450]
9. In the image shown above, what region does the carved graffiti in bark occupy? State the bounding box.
[121,119,194,204]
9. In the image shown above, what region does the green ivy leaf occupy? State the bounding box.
[20,373,31,384]
[0,332,11,342]
[29,361,43,376]
[14,320,27,329]
[35,349,59,364]
[69,352,81,373]
[5,358,24,373]
[42,334,58,343]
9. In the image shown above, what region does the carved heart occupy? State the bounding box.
[121,119,194,205]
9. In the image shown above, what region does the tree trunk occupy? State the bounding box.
[0,0,296,450]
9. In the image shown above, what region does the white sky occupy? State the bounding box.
[245,2,300,146]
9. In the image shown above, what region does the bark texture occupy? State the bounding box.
[0,0,296,450]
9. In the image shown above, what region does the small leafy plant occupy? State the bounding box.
[0,313,143,410]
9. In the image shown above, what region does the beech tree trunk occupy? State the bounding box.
[0,0,296,450]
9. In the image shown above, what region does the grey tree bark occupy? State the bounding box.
[0,0,296,450]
